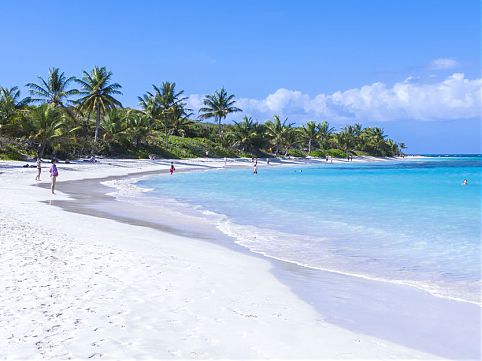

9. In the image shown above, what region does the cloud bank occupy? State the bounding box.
[188,73,481,123]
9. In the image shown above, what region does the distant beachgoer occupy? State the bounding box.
[170,161,176,175]
[224,157,227,166]
[463,179,468,186]
[205,150,209,157]
[35,158,42,181]
[49,160,58,194]
[253,163,258,174]
[266,158,270,165]
[83,155,97,163]
[325,156,329,162]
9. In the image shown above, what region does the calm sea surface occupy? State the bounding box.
[136,156,481,305]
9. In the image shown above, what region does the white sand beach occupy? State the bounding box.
[0,157,440,359]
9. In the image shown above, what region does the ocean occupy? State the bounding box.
[134,156,481,305]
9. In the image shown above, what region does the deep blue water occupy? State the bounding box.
[137,156,481,304]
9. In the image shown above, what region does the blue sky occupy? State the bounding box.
[0,0,480,153]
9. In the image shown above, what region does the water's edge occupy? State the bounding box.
[39,168,481,360]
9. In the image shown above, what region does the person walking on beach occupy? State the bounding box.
[49,159,58,194]
[35,157,42,181]
[169,161,176,175]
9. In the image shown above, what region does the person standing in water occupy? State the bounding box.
[49,159,58,194]
[463,179,468,185]
[253,163,258,174]
[35,157,42,181]
[169,161,176,175]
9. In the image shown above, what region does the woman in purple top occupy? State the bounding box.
[49,159,58,194]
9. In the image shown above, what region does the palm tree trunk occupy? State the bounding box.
[94,104,100,142]
[38,142,47,158]
[165,124,169,147]
[308,139,312,153]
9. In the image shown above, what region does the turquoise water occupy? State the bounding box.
[137,156,481,304]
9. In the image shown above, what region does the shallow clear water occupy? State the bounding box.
[137,156,481,304]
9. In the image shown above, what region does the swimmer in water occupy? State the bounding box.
[463,179,468,185]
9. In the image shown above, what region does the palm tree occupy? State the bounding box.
[138,91,158,129]
[170,107,193,137]
[386,139,400,156]
[0,86,31,134]
[0,86,31,110]
[139,82,189,147]
[198,87,242,138]
[300,121,319,153]
[101,109,128,148]
[264,115,294,155]
[27,68,78,108]
[360,127,388,155]
[125,111,150,148]
[352,122,363,150]
[28,104,65,157]
[340,125,357,155]
[282,126,297,156]
[157,82,189,147]
[230,116,259,152]
[318,120,335,149]
[76,66,123,142]
[335,127,355,155]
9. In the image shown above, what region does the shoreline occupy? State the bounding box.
[44,158,481,359]
[98,162,480,307]
[0,161,474,358]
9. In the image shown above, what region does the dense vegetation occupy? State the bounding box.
[0,67,406,160]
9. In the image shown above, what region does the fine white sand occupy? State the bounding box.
[0,157,439,359]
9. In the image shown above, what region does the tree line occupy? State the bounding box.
[0,66,406,160]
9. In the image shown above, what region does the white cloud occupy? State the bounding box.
[188,73,482,123]
[186,93,203,111]
[429,58,459,70]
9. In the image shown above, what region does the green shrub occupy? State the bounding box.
[0,145,25,160]
[162,136,239,158]
[309,149,326,158]
[326,148,347,158]
[0,137,32,160]
[287,149,307,157]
